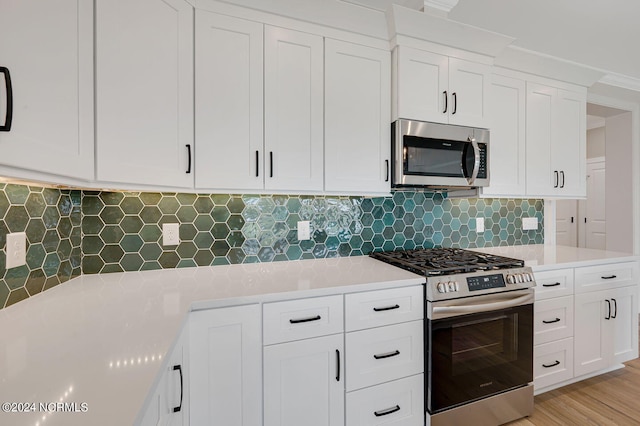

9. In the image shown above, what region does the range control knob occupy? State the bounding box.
[437,282,447,293]
[506,274,516,284]
[447,281,456,292]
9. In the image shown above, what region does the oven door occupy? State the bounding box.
[426,290,534,414]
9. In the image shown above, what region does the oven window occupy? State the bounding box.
[403,136,465,177]
[427,304,533,414]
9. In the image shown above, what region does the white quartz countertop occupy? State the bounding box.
[472,244,639,271]
[0,256,423,426]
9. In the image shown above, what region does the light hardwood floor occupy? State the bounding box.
[508,335,640,425]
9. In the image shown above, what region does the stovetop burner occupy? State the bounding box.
[370,247,525,276]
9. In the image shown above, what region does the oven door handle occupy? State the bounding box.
[466,136,480,186]
[432,292,534,319]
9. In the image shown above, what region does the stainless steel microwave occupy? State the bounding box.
[391,119,490,190]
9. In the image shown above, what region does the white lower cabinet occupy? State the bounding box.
[263,334,345,426]
[346,374,424,426]
[534,337,574,390]
[189,304,262,426]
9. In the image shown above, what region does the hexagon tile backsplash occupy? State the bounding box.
[0,183,544,309]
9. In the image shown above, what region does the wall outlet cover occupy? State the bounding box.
[475,217,485,233]
[297,221,311,240]
[522,217,538,230]
[162,223,180,246]
[6,232,27,269]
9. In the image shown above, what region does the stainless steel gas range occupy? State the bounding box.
[371,247,535,426]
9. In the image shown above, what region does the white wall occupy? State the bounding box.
[587,127,605,159]
[605,112,633,253]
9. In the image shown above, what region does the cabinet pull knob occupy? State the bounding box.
[373,304,400,312]
[542,360,560,368]
[255,151,259,177]
[601,275,617,280]
[289,315,321,324]
[336,349,340,382]
[452,92,457,115]
[374,350,400,360]
[374,405,401,417]
[560,170,565,188]
[542,282,561,287]
[172,364,183,413]
[0,67,13,132]
[612,298,617,319]
[443,91,448,113]
[605,299,611,320]
[185,145,192,174]
[542,318,561,324]
[385,159,389,182]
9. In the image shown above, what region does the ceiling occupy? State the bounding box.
[344,0,640,82]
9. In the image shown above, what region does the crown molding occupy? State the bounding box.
[598,73,640,93]
[423,0,459,13]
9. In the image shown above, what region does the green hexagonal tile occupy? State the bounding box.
[140,243,162,261]
[140,225,161,243]
[140,206,162,223]
[177,242,198,259]
[120,197,144,215]
[194,250,214,266]
[121,253,144,271]
[194,214,214,232]
[177,193,197,206]
[158,197,180,214]
[194,196,214,213]
[140,192,162,205]
[121,235,144,252]
[100,225,124,244]
[120,216,144,234]
[83,235,104,255]
[100,245,125,263]
[158,252,180,268]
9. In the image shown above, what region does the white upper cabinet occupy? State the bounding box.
[393,46,490,128]
[324,39,391,194]
[264,26,324,192]
[526,82,586,198]
[95,0,194,188]
[481,73,526,197]
[0,0,94,180]
[194,11,264,191]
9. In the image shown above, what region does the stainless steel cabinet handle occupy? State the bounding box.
[0,67,12,132]
[374,405,400,417]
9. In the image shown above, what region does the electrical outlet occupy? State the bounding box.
[475,217,485,233]
[6,232,27,269]
[162,223,180,246]
[522,217,538,230]
[297,221,311,240]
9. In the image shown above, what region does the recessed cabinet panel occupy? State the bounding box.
[554,90,586,196]
[264,26,324,191]
[525,83,554,197]
[0,0,93,180]
[195,11,263,190]
[96,0,194,188]
[448,58,490,128]
[325,39,390,194]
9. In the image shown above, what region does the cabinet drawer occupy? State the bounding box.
[575,262,639,293]
[263,295,343,345]
[534,338,574,391]
[345,286,423,332]
[346,374,424,426]
[346,320,423,391]
[534,268,574,300]
[535,296,574,345]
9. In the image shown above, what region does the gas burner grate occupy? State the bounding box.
[370,248,524,276]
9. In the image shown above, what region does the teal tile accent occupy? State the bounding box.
[0,182,544,310]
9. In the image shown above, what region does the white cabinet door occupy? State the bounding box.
[324,39,390,194]
[394,46,448,124]
[0,0,93,180]
[264,334,344,426]
[554,89,586,197]
[161,329,189,426]
[189,305,262,426]
[610,286,638,365]
[194,11,264,191]
[96,0,194,188]
[574,291,609,376]
[525,82,555,197]
[447,58,490,128]
[482,74,526,197]
[264,26,324,192]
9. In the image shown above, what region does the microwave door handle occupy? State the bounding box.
[467,137,480,185]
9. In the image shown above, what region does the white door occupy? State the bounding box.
[263,334,344,426]
[96,0,194,188]
[194,11,264,191]
[584,160,606,249]
[525,83,555,197]
[610,286,638,365]
[447,58,490,128]
[189,305,262,426]
[324,39,390,194]
[574,291,609,376]
[264,26,324,192]
[0,0,93,180]
[482,74,526,197]
[394,46,448,123]
[556,200,577,247]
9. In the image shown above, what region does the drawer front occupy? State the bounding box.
[345,286,423,332]
[346,374,424,426]
[574,261,639,293]
[534,268,574,300]
[346,320,423,391]
[534,296,574,345]
[263,295,344,345]
[534,337,574,391]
